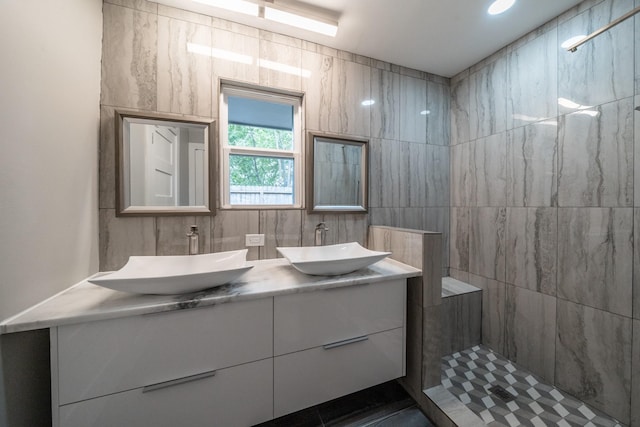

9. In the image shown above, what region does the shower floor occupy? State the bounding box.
[442,345,623,427]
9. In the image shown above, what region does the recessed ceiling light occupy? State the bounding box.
[487,0,516,15]
[420,110,430,115]
[361,100,375,106]
[561,35,587,49]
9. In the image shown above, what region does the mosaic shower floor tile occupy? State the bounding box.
[442,345,623,427]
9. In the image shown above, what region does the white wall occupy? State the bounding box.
[0,0,102,321]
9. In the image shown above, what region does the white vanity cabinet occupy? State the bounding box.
[48,276,408,427]
[51,298,274,427]
[273,279,406,417]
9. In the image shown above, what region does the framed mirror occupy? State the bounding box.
[307,132,368,213]
[116,110,215,216]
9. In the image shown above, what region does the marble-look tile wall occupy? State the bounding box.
[99,0,450,271]
[449,0,638,423]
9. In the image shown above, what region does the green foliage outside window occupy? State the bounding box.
[228,124,294,187]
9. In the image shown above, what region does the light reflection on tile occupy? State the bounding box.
[558,0,634,112]
[557,98,633,207]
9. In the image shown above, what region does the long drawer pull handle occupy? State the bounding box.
[322,282,370,291]
[143,370,217,393]
[323,335,369,350]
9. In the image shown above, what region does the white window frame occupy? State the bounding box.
[220,84,304,209]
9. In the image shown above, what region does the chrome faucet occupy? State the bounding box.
[314,222,329,246]
[187,225,199,255]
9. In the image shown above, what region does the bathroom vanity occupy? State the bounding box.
[0,258,420,427]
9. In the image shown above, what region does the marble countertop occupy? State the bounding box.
[0,258,421,334]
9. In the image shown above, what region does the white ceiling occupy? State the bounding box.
[155,0,585,78]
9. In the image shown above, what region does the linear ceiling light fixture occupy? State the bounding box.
[566,5,640,52]
[193,0,259,16]
[264,5,338,37]
[193,0,338,37]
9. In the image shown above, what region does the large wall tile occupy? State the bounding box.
[468,274,506,354]
[301,213,367,247]
[449,207,469,272]
[470,133,507,207]
[420,207,450,272]
[449,268,469,284]
[504,285,556,383]
[99,107,116,210]
[99,209,156,271]
[210,28,259,117]
[157,5,210,26]
[507,29,557,130]
[556,299,632,424]
[156,216,211,256]
[369,207,401,228]
[101,3,157,110]
[259,210,302,259]
[370,69,400,140]
[637,8,640,94]
[301,213,339,247]
[369,139,409,208]
[426,81,450,146]
[635,209,640,320]
[632,319,640,426]
[258,38,302,92]
[441,291,482,356]
[398,208,424,230]
[302,51,371,137]
[422,305,443,388]
[636,95,640,206]
[505,208,557,296]
[557,97,634,207]
[450,72,470,145]
[469,208,506,281]
[450,142,470,207]
[408,143,428,207]
[558,0,634,112]
[558,208,633,316]
[105,0,157,13]
[211,210,259,260]
[506,122,558,207]
[469,57,507,140]
[426,145,450,207]
[338,214,368,246]
[408,144,449,207]
[399,75,427,143]
[157,16,212,117]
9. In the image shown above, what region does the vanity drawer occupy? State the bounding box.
[56,298,272,405]
[59,358,273,427]
[274,279,405,355]
[273,327,404,418]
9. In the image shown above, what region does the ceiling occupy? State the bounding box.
[154,0,585,78]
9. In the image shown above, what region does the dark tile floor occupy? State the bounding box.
[255,381,435,427]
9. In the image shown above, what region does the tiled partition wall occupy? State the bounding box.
[368,227,443,405]
[98,0,451,271]
[449,0,639,424]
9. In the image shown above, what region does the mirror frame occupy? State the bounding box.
[115,110,216,216]
[307,132,369,214]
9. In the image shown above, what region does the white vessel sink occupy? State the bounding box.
[89,250,253,295]
[276,242,391,276]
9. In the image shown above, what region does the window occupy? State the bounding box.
[220,84,303,208]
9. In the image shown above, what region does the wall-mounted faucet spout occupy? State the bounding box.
[314,222,329,246]
[187,225,199,255]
